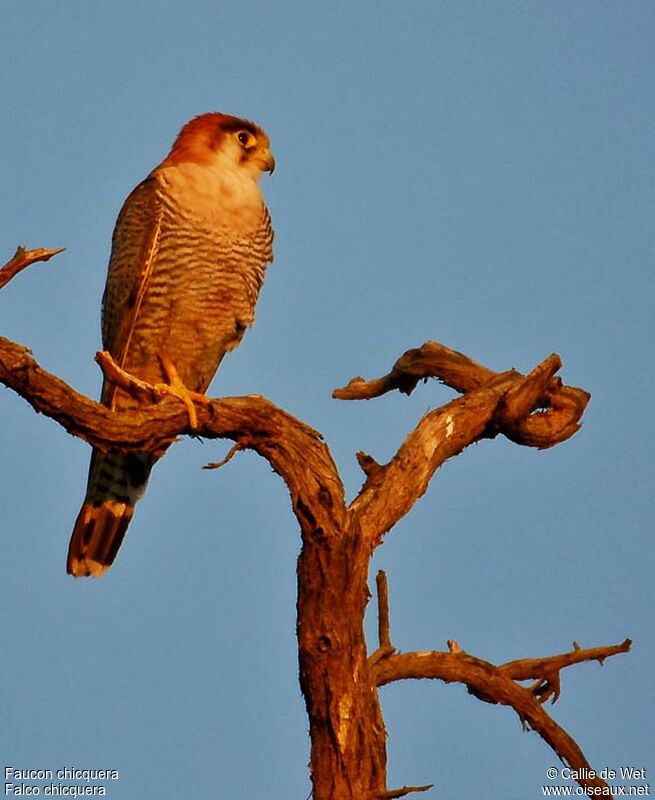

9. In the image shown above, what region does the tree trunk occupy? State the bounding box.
[298,521,386,798]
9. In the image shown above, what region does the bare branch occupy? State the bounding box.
[493,355,590,449]
[334,341,590,450]
[499,638,632,704]
[499,638,633,680]
[373,640,630,792]
[356,450,384,480]
[369,571,396,668]
[370,785,433,799]
[346,350,589,546]
[349,370,522,543]
[333,341,496,399]
[0,336,347,539]
[376,571,392,650]
[0,246,64,290]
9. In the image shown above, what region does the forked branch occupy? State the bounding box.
[370,572,631,793]
[346,349,590,546]
[335,341,589,449]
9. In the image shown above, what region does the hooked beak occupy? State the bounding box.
[262,150,276,175]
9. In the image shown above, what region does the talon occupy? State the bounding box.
[155,353,209,430]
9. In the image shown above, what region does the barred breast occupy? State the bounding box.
[104,163,274,406]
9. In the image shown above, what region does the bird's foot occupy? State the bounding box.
[155,354,209,430]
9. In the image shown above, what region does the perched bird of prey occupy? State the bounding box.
[67,112,275,578]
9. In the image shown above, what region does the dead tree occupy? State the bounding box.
[0,247,631,799]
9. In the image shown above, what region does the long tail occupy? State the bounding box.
[67,450,155,577]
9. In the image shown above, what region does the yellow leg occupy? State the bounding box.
[155,354,209,430]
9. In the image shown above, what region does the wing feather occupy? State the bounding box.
[100,177,162,408]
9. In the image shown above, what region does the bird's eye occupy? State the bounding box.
[236,131,253,148]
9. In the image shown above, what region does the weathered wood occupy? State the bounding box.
[1,246,628,799]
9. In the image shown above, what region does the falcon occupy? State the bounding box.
[67,112,275,577]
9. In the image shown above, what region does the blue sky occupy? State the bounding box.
[1,2,653,797]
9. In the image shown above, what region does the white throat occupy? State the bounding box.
[156,158,265,232]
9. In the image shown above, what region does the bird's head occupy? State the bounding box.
[163,112,275,179]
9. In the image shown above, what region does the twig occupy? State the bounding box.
[203,443,245,470]
[371,784,433,799]
[499,638,632,703]
[0,246,64,290]
[356,451,384,479]
[369,571,396,667]
[376,571,392,650]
